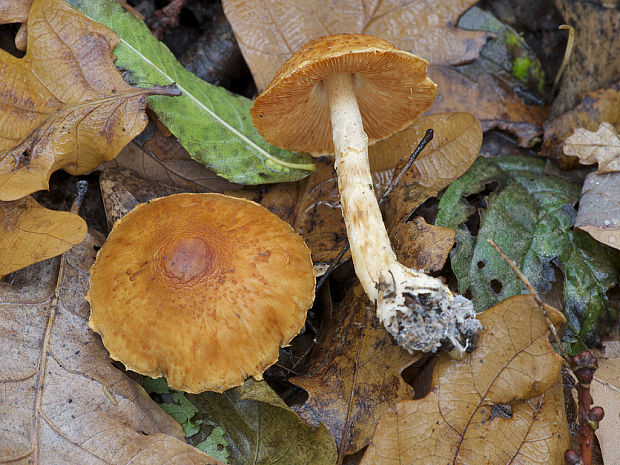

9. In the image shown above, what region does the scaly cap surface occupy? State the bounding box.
[87,193,315,393]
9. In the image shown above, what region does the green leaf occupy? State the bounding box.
[196,426,230,463]
[436,156,619,345]
[190,379,337,465]
[143,376,170,395]
[65,0,314,184]
[160,392,202,437]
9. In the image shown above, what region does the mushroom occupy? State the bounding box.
[251,33,480,356]
[87,193,315,393]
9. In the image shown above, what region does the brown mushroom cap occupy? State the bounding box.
[251,33,437,155]
[87,193,315,393]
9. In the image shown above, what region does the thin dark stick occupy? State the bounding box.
[486,238,570,363]
[316,129,434,290]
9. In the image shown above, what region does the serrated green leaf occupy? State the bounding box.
[436,156,619,345]
[196,426,230,463]
[65,0,314,184]
[190,379,337,465]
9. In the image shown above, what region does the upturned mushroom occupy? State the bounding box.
[251,33,480,356]
[87,193,315,393]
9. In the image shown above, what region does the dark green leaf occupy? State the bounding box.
[190,379,337,465]
[196,426,230,463]
[436,156,619,345]
[66,0,314,184]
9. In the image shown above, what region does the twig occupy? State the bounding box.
[552,25,575,95]
[316,129,434,290]
[486,239,604,465]
[486,238,570,362]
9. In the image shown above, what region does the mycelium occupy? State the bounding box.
[87,193,315,392]
[251,33,480,356]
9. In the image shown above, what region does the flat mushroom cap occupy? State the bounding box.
[87,193,315,393]
[251,33,437,155]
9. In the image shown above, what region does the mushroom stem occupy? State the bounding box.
[323,72,480,356]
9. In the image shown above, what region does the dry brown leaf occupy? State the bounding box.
[591,357,620,465]
[551,0,620,119]
[564,122,620,172]
[543,82,620,166]
[290,213,454,454]
[391,217,455,272]
[0,0,162,201]
[0,232,222,464]
[0,196,86,278]
[99,167,260,230]
[0,0,31,24]
[428,66,548,147]
[361,295,569,465]
[290,196,456,454]
[575,172,620,250]
[290,113,481,267]
[222,0,489,91]
[105,125,243,193]
[291,283,418,455]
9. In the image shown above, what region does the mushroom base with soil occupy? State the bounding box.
[324,71,480,356]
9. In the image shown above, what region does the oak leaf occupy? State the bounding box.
[361,295,569,465]
[0,196,86,278]
[0,233,222,464]
[591,352,620,465]
[222,0,489,91]
[0,0,168,201]
[564,122,620,172]
[0,0,31,24]
[575,172,620,251]
[543,82,620,166]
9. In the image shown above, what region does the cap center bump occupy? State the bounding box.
[161,236,214,283]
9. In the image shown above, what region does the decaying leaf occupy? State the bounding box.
[428,66,547,147]
[190,379,338,465]
[221,0,489,91]
[291,213,455,454]
[0,0,170,201]
[0,233,221,464]
[68,0,315,185]
[0,196,86,278]
[543,82,620,166]
[0,0,31,24]
[107,124,243,193]
[564,122,620,172]
[221,1,547,145]
[455,6,545,99]
[551,0,620,119]
[292,113,481,267]
[99,167,261,231]
[361,295,569,465]
[591,354,620,465]
[575,171,620,251]
[436,155,619,345]
[291,285,417,455]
